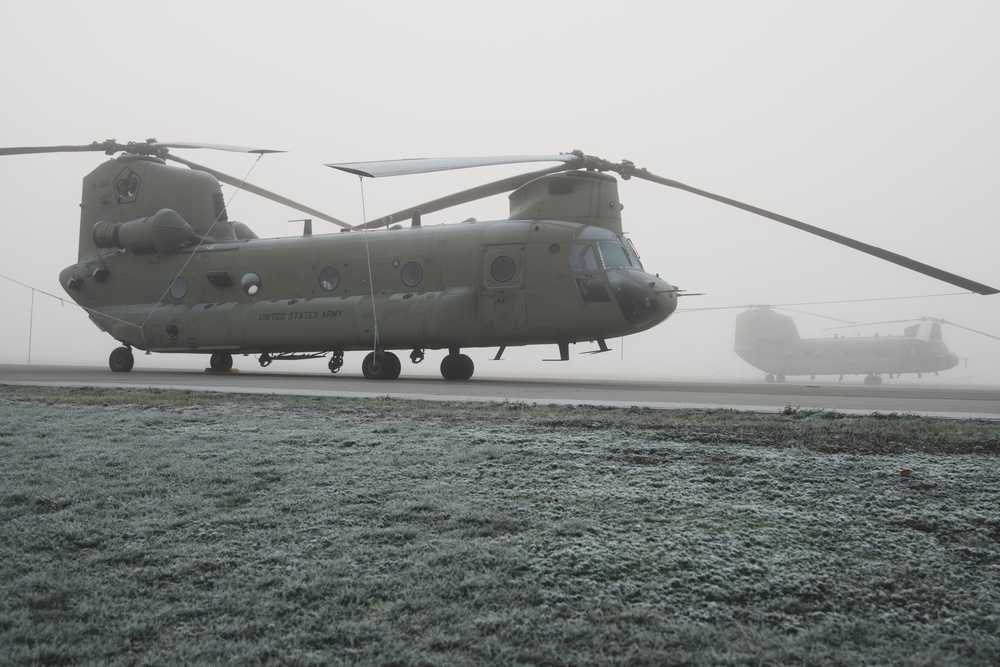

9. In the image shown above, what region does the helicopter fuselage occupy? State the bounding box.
[63,218,676,351]
[734,307,960,383]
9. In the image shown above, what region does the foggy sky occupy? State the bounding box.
[1,0,997,385]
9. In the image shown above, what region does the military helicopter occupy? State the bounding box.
[734,306,999,384]
[1,139,997,380]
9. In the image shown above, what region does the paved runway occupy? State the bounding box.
[3,364,999,419]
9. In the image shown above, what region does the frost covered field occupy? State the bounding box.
[1,386,999,666]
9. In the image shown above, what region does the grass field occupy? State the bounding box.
[1,385,999,665]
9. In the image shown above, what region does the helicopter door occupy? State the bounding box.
[481,246,526,330]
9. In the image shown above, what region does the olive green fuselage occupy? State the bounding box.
[61,218,677,357]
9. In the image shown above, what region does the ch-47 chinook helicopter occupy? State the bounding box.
[1,139,997,380]
[734,306,1000,384]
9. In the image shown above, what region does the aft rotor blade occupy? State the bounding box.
[626,167,999,296]
[352,164,571,230]
[0,142,118,156]
[151,141,282,155]
[328,153,582,178]
[0,139,282,157]
[166,154,353,229]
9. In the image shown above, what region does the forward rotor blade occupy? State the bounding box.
[823,318,924,331]
[825,317,1000,342]
[625,167,999,296]
[166,154,352,229]
[939,320,1000,342]
[352,164,570,230]
[328,153,582,178]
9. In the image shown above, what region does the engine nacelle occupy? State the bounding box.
[92,208,196,255]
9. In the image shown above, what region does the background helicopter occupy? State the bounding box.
[0,140,996,380]
[732,306,1000,384]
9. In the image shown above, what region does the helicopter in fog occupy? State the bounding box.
[1,139,997,380]
[734,306,998,384]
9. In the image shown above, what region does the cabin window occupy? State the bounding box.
[319,267,341,292]
[490,255,516,283]
[169,277,188,300]
[241,272,261,296]
[401,261,423,287]
[483,246,523,290]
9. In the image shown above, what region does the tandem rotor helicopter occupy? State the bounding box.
[1,139,997,380]
[733,306,1000,384]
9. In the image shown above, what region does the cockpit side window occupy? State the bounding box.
[624,237,644,270]
[569,244,599,272]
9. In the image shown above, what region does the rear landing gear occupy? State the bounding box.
[441,350,474,380]
[362,351,401,380]
[109,346,134,373]
[864,374,883,385]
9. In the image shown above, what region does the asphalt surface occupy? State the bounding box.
[2,364,999,419]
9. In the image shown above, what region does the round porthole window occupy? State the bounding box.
[490,255,516,283]
[169,277,188,300]
[241,272,262,296]
[401,261,423,287]
[319,267,341,292]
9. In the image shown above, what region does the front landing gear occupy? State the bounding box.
[109,346,134,373]
[209,352,234,372]
[440,350,474,380]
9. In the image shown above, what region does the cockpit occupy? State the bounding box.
[568,226,675,329]
[569,227,645,273]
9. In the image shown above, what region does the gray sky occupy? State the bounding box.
[2,0,998,385]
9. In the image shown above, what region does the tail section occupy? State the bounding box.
[78,155,239,260]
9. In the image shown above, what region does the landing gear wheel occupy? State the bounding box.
[765,374,775,383]
[864,374,883,385]
[109,347,134,373]
[362,351,401,380]
[210,352,234,372]
[440,353,474,380]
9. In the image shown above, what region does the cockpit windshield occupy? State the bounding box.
[598,238,644,270]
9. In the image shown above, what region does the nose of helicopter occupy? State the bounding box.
[607,270,678,331]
